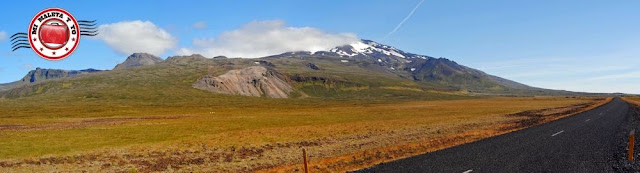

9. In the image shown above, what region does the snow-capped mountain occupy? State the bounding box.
[329,39,431,60]
[271,39,539,92]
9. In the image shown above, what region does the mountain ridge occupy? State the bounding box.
[0,68,104,92]
[113,53,163,70]
[0,39,603,98]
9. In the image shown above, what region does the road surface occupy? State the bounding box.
[359,97,635,172]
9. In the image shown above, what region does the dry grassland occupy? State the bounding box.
[0,97,610,172]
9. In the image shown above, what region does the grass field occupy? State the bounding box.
[623,97,640,105]
[0,57,612,172]
[0,95,607,172]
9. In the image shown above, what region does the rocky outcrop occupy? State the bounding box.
[307,63,320,70]
[193,66,293,98]
[113,53,163,70]
[213,56,227,59]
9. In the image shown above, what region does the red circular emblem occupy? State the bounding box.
[28,8,80,61]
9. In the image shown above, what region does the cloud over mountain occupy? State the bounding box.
[95,21,176,56]
[177,20,359,58]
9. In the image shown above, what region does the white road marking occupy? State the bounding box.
[585,119,591,122]
[551,130,565,137]
[462,170,473,173]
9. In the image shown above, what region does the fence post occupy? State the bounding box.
[303,148,309,173]
[630,130,635,162]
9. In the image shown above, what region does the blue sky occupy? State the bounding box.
[0,0,639,93]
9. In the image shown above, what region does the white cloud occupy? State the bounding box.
[193,21,207,29]
[0,31,6,42]
[588,71,640,81]
[468,50,640,94]
[177,20,359,58]
[95,21,176,56]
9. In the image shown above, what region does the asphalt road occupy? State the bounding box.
[359,97,635,173]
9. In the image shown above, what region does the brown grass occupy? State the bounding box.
[261,97,612,172]
[623,97,640,106]
[0,116,188,132]
[0,97,610,172]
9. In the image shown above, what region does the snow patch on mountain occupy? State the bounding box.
[329,47,358,57]
[350,42,372,53]
[328,40,429,59]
